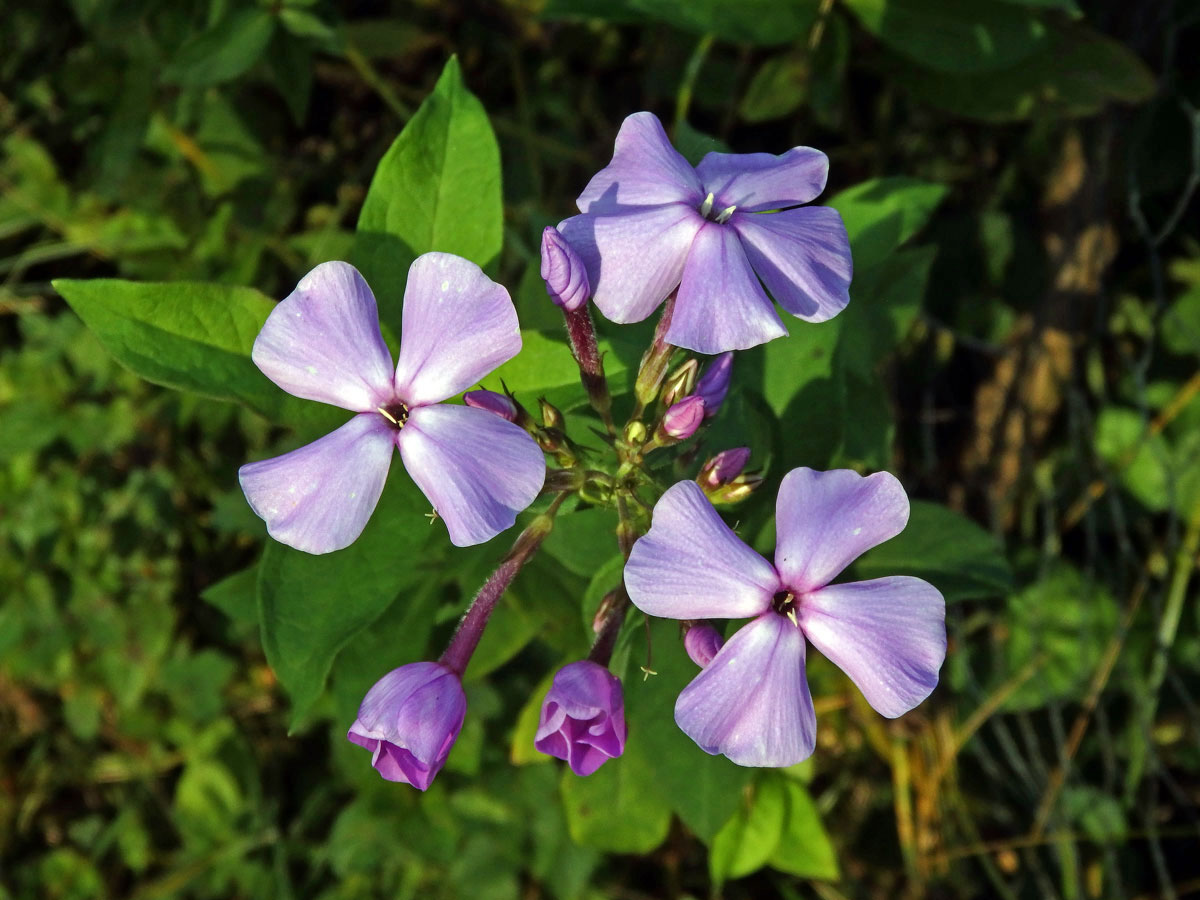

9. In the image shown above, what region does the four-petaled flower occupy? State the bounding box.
[239,255,546,553]
[559,112,852,354]
[534,660,628,775]
[625,468,945,767]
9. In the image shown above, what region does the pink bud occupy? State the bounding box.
[540,227,591,311]
[684,624,725,668]
[463,389,517,422]
[661,395,706,440]
[698,447,751,489]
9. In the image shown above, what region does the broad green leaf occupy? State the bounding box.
[852,501,1012,603]
[740,53,808,123]
[1094,405,1200,515]
[257,474,436,728]
[478,329,638,411]
[997,0,1079,10]
[53,278,310,421]
[355,56,503,321]
[509,669,557,765]
[1003,563,1119,710]
[709,775,786,883]
[1162,283,1200,358]
[629,0,820,45]
[829,177,948,271]
[200,565,260,630]
[768,779,839,879]
[163,9,275,87]
[896,26,1155,122]
[843,0,1049,74]
[540,508,620,577]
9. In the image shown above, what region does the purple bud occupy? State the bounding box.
[463,389,517,422]
[534,660,627,776]
[684,624,725,668]
[695,352,733,418]
[347,661,466,790]
[662,395,706,440]
[541,227,591,311]
[698,447,751,489]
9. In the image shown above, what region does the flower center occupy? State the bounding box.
[377,401,409,430]
[698,191,737,224]
[772,590,796,616]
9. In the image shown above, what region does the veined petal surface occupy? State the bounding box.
[799,577,946,718]
[559,205,701,325]
[398,404,545,547]
[669,223,786,353]
[252,261,395,411]
[239,413,394,554]
[625,480,777,620]
[734,206,851,323]
[577,112,704,212]
[393,253,522,407]
[696,147,828,212]
[774,468,910,592]
[675,613,816,767]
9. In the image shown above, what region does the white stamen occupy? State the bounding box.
[715,205,737,224]
[377,406,400,426]
[699,192,715,217]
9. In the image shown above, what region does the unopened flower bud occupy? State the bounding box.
[623,420,647,446]
[540,227,591,311]
[463,389,517,422]
[684,624,725,668]
[534,661,627,775]
[660,395,706,441]
[696,352,733,418]
[661,359,699,407]
[592,589,620,634]
[540,398,564,429]
[708,472,764,505]
[347,662,466,790]
[698,447,751,489]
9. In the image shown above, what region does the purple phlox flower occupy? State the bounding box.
[559,112,852,354]
[698,447,751,489]
[347,661,466,790]
[464,389,518,423]
[695,352,733,418]
[662,394,706,440]
[624,468,946,768]
[239,256,546,553]
[534,660,627,776]
[684,623,725,668]
[540,227,591,311]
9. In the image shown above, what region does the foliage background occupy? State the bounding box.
[2,0,1199,898]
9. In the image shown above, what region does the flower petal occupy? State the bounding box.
[625,480,777,620]
[398,404,545,547]
[668,223,787,353]
[696,147,828,212]
[239,413,394,554]
[577,112,704,213]
[734,206,851,323]
[559,205,701,324]
[393,253,522,406]
[774,468,910,592]
[675,613,816,767]
[252,261,395,412]
[799,577,946,718]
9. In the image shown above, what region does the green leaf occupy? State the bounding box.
[53,278,308,420]
[257,474,436,728]
[509,669,557,766]
[829,177,948,271]
[740,53,809,123]
[768,779,839,879]
[628,0,820,45]
[1094,405,1200,515]
[163,9,275,87]
[478,329,637,411]
[852,501,1012,603]
[709,775,786,883]
[843,0,1050,73]
[355,56,503,322]
[896,26,1155,122]
[540,508,620,577]
[1003,563,1119,710]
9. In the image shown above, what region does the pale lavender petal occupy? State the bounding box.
[696,147,828,211]
[774,468,910,593]
[239,413,394,554]
[734,206,851,322]
[252,261,395,412]
[625,480,777,620]
[559,205,701,325]
[669,223,787,354]
[799,577,946,718]
[393,253,522,406]
[534,661,627,776]
[398,404,545,547]
[577,112,704,213]
[675,613,816,767]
